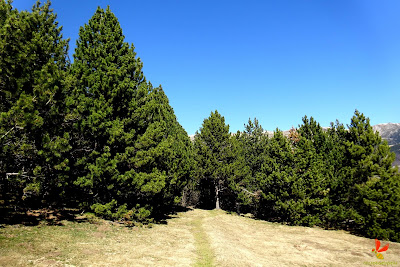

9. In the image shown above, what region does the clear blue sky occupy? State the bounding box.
[13,0,400,135]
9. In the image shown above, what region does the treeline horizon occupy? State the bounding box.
[1,1,399,242]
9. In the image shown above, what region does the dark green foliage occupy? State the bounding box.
[0,0,70,207]
[67,6,191,221]
[67,5,146,212]
[129,84,193,216]
[292,117,332,226]
[193,111,240,209]
[256,129,296,221]
[1,2,191,223]
[247,118,331,226]
[343,111,400,240]
[233,118,267,213]
[229,112,400,241]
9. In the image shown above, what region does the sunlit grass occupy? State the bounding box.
[0,213,195,266]
[1,209,400,266]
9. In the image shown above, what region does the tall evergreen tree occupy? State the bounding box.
[344,110,400,240]
[0,0,70,208]
[194,110,237,209]
[128,84,193,217]
[234,118,268,212]
[293,117,332,226]
[67,6,145,211]
[321,119,356,228]
[68,6,191,221]
[239,118,268,181]
[256,129,296,221]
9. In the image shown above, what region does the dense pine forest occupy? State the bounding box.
[1,1,400,242]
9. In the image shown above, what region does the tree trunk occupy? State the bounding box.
[215,182,220,210]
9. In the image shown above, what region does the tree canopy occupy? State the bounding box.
[0,0,70,207]
[66,6,192,221]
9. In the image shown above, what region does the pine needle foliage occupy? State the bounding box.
[67,6,191,221]
[231,111,400,241]
[0,0,70,207]
[193,110,240,210]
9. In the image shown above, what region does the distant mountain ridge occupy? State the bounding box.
[372,123,400,146]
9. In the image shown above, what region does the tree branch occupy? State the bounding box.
[0,126,15,140]
[6,172,33,179]
[240,186,259,197]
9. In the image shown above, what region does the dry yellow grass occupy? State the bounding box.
[0,212,196,266]
[201,209,400,267]
[1,209,399,266]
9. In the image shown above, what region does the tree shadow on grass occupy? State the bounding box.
[152,205,193,225]
[0,206,88,226]
[0,205,196,228]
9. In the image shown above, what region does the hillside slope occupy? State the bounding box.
[389,143,400,167]
[373,123,400,167]
[372,123,400,145]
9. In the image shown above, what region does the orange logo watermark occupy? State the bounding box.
[372,239,389,260]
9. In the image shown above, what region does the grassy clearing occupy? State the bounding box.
[202,210,400,266]
[1,209,399,266]
[0,211,196,266]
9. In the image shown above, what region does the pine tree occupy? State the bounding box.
[234,118,268,213]
[344,110,400,241]
[68,6,191,221]
[256,129,296,221]
[194,110,237,209]
[240,118,268,180]
[294,116,332,226]
[312,119,360,230]
[129,84,193,216]
[68,6,145,212]
[0,0,70,208]
[314,111,400,241]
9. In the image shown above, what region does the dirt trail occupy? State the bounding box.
[189,209,216,266]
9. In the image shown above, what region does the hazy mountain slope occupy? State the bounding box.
[389,143,400,167]
[372,123,400,146]
[373,123,400,167]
